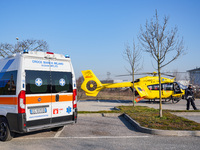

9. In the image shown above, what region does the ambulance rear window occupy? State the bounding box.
[51,72,72,93]
[26,71,50,94]
[25,70,72,94]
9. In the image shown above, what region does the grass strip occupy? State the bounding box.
[118,106,200,130]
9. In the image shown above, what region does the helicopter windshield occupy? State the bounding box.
[176,82,187,90]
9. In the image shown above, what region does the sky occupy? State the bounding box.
[0,0,200,80]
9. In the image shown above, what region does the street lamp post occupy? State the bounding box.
[16,37,19,52]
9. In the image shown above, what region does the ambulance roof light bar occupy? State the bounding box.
[46,52,54,55]
[23,49,29,54]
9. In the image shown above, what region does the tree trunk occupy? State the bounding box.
[158,64,163,117]
[132,72,135,107]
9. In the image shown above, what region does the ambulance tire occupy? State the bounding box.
[51,126,64,132]
[0,117,13,142]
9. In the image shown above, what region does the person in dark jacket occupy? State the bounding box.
[185,85,198,110]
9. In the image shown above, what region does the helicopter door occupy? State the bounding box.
[173,82,182,94]
[134,85,148,98]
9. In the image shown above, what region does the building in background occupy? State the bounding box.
[187,67,200,86]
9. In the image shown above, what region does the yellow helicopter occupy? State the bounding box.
[81,70,186,103]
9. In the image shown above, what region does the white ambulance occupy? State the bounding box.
[0,51,77,141]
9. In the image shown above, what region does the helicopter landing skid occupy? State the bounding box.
[165,97,181,104]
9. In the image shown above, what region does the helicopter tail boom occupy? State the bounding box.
[81,70,133,97]
[81,70,148,103]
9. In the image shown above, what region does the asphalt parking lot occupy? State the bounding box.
[5,113,148,140]
[1,99,200,149]
[1,113,150,150]
[2,113,200,150]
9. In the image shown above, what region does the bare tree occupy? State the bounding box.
[0,39,49,58]
[123,40,142,106]
[138,10,185,117]
[76,76,84,99]
[172,69,182,81]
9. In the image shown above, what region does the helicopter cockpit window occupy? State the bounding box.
[148,84,159,90]
[174,82,180,90]
[154,85,159,90]
[148,85,153,90]
[174,82,182,94]
[177,82,187,90]
[148,83,174,91]
[162,83,173,91]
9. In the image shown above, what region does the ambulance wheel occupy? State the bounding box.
[51,126,64,132]
[0,117,13,141]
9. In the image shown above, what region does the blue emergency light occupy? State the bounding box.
[65,54,70,58]
[23,49,29,53]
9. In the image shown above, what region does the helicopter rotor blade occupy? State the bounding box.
[115,73,145,77]
[160,73,175,78]
[115,72,158,77]
[115,71,185,78]
[115,74,131,77]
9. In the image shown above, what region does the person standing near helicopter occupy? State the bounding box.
[185,85,198,110]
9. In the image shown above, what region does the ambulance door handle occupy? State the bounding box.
[56,94,59,102]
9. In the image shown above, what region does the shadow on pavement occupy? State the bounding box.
[118,114,140,132]
[13,129,55,139]
[79,99,180,104]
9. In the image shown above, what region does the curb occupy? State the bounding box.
[171,112,200,116]
[123,113,200,137]
[78,113,121,117]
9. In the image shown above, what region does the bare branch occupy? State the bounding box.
[0,39,49,58]
[123,40,142,74]
[139,11,185,69]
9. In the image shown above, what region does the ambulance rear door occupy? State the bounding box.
[49,58,74,124]
[24,55,52,127]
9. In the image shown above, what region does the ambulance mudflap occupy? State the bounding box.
[0,51,77,141]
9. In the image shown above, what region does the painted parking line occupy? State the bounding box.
[54,127,65,138]
[14,135,150,140]
[56,135,150,139]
